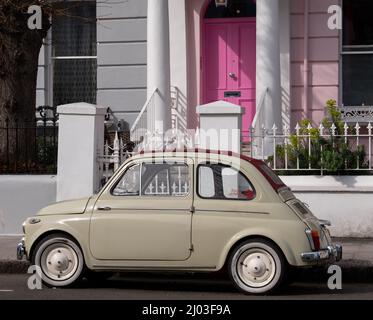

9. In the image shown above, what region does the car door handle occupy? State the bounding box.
[97,207,112,211]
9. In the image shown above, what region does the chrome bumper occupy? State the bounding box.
[17,238,26,261]
[301,244,342,263]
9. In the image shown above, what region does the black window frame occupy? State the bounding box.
[341,0,373,106]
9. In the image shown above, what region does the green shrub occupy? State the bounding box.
[268,99,366,174]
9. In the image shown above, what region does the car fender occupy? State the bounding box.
[26,215,91,265]
[217,226,307,269]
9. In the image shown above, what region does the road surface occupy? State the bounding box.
[0,273,373,300]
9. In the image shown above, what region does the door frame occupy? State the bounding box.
[201,17,256,106]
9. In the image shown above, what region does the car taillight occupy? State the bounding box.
[306,229,320,251]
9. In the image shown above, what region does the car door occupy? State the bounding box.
[89,157,194,261]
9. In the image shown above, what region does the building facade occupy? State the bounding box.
[36,0,370,134]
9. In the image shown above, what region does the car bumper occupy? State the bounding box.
[301,244,342,263]
[17,238,26,261]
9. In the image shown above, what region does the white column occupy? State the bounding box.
[56,103,106,202]
[169,0,188,131]
[147,0,172,133]
[280,0,291,128]
[256,0,282,132]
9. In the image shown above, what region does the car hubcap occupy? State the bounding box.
[40,243,79,281]
[237,248,276,288]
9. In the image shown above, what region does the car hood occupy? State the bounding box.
[37,197,91,216]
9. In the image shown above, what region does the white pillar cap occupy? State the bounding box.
[57,102,107,116]
[196,101,245,115]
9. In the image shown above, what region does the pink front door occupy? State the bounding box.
[203,18,256,134]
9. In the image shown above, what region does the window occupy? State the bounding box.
[112,165,140,196]
[198,164,255,200]
[204,0,256,19]
[112,162,190,197]
[342,0,373,105]
[52,1,97,106]
[143,163,189,196]
[199,166,215,198]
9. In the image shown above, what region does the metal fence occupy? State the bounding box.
[99,121,373,181]
[98,132,134,185]
[249,122,373,175]
[0,106,59,174]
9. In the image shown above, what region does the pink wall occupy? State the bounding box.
[290,0,341,127]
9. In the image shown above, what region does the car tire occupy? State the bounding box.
[31,234,85,288]
[228,239,287,295]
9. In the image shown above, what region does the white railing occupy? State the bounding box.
[257,122,373,174]
[130,88,158,143]
[171,86,188,134]
[98,131,133,184]
[130,86,188,143]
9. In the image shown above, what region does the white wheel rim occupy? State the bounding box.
[237,248,276,288]
[40,243,79,282]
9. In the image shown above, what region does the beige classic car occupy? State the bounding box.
[18,150,342,294]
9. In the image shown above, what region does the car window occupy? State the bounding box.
[112,162,190,197]
[112,164,140,196]
[143,163,189,197]
[199,166,215,198]
[221,167,254,200]
[198,164,255,200]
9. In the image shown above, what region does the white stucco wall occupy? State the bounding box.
[281,176,373,238]
[1,174,372,238]
[0,176,56,235]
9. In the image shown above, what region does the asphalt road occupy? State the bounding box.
[0,273,373,300]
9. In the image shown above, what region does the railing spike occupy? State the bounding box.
[319,124,324,136]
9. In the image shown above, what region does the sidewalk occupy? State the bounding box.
[1,236,373,281]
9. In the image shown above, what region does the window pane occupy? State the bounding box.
[112,165,140,196]
[170,165,189,196]
[343,0,373,46]
[198,166,215,198]
[142,163,189,197]
[343,54,373,105]
[222,167,254,200]
[52,1,97,57]
[53,59,97,106]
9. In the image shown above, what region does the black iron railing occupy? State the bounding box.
[0,106,59,174]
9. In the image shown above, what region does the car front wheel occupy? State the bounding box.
[31,234,85,288]
[228,239,286,294]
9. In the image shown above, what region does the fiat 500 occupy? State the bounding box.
[18,150,342,294]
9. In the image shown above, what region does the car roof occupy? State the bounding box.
[132,148,259,163]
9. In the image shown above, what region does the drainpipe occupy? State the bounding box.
[303,0,310,119]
